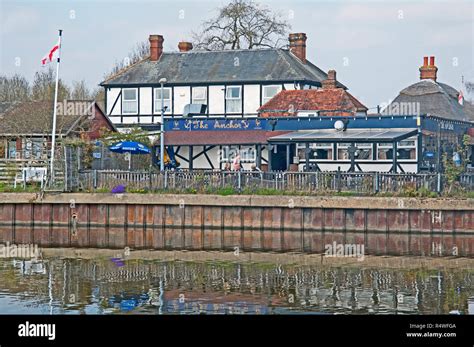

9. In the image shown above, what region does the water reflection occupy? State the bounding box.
[0,256,473,315]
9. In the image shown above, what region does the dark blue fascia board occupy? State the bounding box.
[140,114,471,133]
[421,116,472,134]
[156,115,420,132]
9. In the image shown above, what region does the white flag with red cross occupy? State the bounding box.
[458,90,464,105]
[41,39,60,66]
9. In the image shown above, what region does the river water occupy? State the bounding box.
[0,254,473,315]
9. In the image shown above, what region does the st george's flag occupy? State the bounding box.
[458,90,464,105]
[41,39,60,66]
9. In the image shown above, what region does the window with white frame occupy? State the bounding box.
[397,138,417,160]
[336,143,373,160]
[377,143,393,160]
[262,85,281,104]
[192,87,207,105]
[154,87,172,114]
[354,143,373,160]
[377,138,416,161]
[297,143,333,161]
[337,143,351,160]
[122,88,138,114]
[225,86,242,113]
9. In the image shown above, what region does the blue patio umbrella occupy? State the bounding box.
[109,141,151,169]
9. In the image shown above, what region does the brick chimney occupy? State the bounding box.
[289,33,307,63]
[178,41,193,52]
[419,56,438,82]
[149,35,164,61]
[322,70,337,89]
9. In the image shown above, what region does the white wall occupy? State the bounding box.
[140,87,152,115]
[243,84,260,115]
[122,117,139,125]
[140,116,153,124]
[208,85,225,114]
[174,86,191,115]
[175,145,268,170]
[177,146,219,169]
[107,88,121,115]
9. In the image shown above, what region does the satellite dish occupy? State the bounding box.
[334,120,345,131]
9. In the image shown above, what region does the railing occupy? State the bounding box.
[72,169,468,195]
[460,174,474,189]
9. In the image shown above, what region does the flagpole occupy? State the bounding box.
[49,29,62,185]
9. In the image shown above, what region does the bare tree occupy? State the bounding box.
[0,74,30,102]
[104,40,149,80]
[465,81,474,98]
[193,0,290,50]
[70,80,92,100]
[31,66,70,101]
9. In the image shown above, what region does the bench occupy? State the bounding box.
[14,167,48,189]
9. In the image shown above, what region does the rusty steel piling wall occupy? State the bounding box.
[0,193,472,256]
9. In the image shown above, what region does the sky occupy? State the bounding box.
[1,0,473,109]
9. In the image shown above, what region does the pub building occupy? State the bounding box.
[100,31,473,172]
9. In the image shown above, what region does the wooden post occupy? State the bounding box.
[189,146,193,171]
[256,144,262,168]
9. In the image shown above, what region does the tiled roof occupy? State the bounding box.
[257,88,368,117]
[391,79,474,122]
[164,130,290,146]
[101,49,345,88]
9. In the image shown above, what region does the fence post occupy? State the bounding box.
[374,172,379,194]
[164,170,168,190]
[148,168,152,191]
[437,173,442,194]
[93,169,97,190]
[238,171,242,192]
[336,167,341,193]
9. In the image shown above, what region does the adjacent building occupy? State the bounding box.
[0,100,115,181]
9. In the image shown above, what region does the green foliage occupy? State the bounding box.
[400,185,438,198]
[100,126,153,147]
[5,162,18,181]
[0,182,40,193]
[442,135,470,194]
[215,186,236,196]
